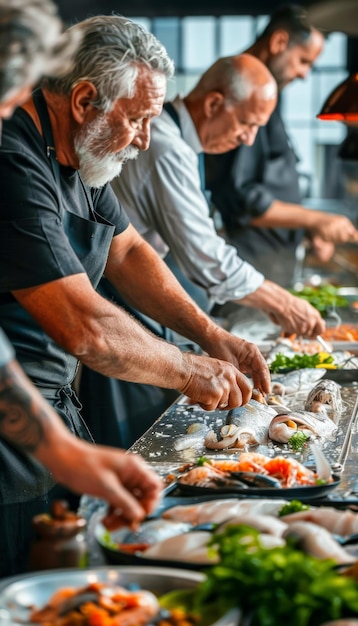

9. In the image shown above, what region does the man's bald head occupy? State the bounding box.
[185,53,277,154]
[191,53,277,105]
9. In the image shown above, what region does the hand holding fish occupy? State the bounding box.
[197,326,271,394]
[179,352,253,411]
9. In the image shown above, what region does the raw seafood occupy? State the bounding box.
[163,498,289,525]
[142,530,217,564]
[175,452,322,489]
[304,379,343,416]
[205,400,276,450]
[283,521,355,564]
[30,582,160,625]
[107,519,193,547]
[281,507,358,536]
[174,422,209,451]
[269,410,337,444]
[271,368,326,395]
[218,513,288,537]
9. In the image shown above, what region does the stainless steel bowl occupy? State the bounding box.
[0,565,239,625]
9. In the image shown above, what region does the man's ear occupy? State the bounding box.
[204,91,225,118]
[70,81,99,124]
[269,29,290,55]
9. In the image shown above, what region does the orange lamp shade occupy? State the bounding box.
[317,73,358,122]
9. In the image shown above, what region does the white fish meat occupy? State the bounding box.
[142,531,218,564]
[205,400,277,450]
[218,513,288,537]
[281,507,358,536]
[283,521,355,564]
[304,379,343,416]
[269,410,337,443]
[110,519,193,545]
[163,498,289,525]
[174,422,209,451]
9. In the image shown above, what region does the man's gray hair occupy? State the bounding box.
[0,0,78,103]
[45,15,175,113]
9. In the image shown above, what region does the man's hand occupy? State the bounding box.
[179,351,256,411]
[197,327,271,395]
[268,291,325,338]
[310,213,358,244]
[310,235,335,263]
[240,280,325,339]
[50,441,164,531]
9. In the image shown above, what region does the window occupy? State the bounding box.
[130,15,348,198]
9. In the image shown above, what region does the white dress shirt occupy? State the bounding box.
[112,96,264,307]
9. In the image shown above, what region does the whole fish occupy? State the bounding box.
[174,422,209,451]
[304,379,343,416]
[269,410,338,444]
[205,400,277,450]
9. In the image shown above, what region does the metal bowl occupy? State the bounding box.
[0,565,238,625]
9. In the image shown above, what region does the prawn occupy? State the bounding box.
[264,456,315,487]
[178,464,228,487]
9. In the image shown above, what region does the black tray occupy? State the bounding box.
[173,475,341,500]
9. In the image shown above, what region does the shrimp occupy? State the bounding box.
[111,589,159,625]
[210,459,244,472]
[178,465,228,487]
[264,456,315,487]
[235,452,270,474]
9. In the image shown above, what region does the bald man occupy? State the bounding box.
[111,53,324,336]
[205,5,358,288]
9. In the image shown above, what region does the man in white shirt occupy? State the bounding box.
[112,53,324,336]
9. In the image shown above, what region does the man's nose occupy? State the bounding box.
[241,126,258,147]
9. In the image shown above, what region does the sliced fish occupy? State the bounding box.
[283,521,355,564]
[269,410,337,444]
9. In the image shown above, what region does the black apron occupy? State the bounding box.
[0,90,115,504]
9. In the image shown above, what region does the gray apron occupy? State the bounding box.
[0,90,115,503]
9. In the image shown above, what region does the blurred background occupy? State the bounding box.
[52,0,358,207]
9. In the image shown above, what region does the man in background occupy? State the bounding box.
[205,4,358,291]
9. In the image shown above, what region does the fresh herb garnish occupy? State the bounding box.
[278,500,310,516]
[269,351,336,373]
[288,431,309,451]
[290,284,348,313]
[189,525,358,626]
[197,456,211,466]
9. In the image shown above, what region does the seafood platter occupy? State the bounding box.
[0,565,238,625]
[128,366,358,502]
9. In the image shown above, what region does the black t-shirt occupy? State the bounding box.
[0,107,129,387]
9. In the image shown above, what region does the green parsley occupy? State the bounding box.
[278,500,310,516]
[269,351,335,373]
[290,284,348,314]
[288,430,309,451]
[190,525,358,626]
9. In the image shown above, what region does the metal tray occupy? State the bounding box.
[0,565,238,625]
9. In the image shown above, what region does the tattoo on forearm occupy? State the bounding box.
[0,362,44,453]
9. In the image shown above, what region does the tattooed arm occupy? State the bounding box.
[0,357,163,528]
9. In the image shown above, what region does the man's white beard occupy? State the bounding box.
[74,114,139,188]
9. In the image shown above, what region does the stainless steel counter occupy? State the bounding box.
[128,376,358,506]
